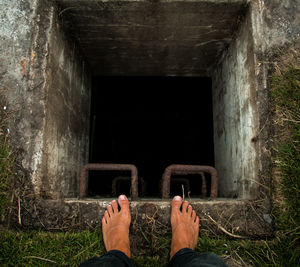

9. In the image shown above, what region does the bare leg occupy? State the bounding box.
[170,196,199,259]
[102,195,131,258]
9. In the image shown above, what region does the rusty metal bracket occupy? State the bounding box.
[161,164,218,199]
[79,163,138,200]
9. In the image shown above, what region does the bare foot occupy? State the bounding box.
[102,195,131,258]
[170,196,199,259]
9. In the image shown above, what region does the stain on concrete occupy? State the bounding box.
[212,6,259,199]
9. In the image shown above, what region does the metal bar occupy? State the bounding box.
[79,163,138,200]
[161,164,218,199]
[200,172,207,198]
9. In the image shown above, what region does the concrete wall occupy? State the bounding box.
[251,0,299,53]
[212,7,259,198]
[249,0,299,202]
[40,5,91,198]
[0,0,42,193]
[0,0,91,199]
[212,0,299,198]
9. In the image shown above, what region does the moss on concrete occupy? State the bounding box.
[0,96,13,221]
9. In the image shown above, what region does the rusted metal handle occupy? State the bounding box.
[79,163,138,200]
[161,164,218,199]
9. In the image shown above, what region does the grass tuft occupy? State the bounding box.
[0,230,105,266]
[0,98,14,221]
[270,65,300,266]
[271,66,300,229]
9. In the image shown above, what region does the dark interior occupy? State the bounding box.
[88,77,214,198]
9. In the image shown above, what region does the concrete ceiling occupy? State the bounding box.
[56,0,248,76]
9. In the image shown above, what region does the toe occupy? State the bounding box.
[102,216,107,226]
[182,201,189,213]
[187,205,193,216]
[172,196,183,211]
[118,195,129,212]
[107,204,113,216]
[111,200,118,213]
[104,211,110,221]
[195,216,199,225]
[191,210,196,221]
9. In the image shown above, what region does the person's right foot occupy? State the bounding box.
[170,196,199,259]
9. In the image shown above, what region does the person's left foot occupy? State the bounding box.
[102,195,131,258]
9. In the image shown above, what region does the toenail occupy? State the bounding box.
[119,195,126,200]
[174,196,181,201]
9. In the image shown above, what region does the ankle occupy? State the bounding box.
[115,241,131,258]
[170,241,192,259]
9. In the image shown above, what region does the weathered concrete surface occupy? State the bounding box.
[0,0,91,198]
[0,0,39,191]
[55,0,249,76]
[212,0,299,198]
[17,198,272,255]
[251,0,300,52]
[250,0,300,203]
[212,7,258,198]
[39,6,91,198]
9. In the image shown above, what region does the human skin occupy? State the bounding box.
[101,195,199,260]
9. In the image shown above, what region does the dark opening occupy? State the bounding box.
[88,77,214,198]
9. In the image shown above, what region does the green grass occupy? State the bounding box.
[0,135,10,216]
[0,230,299,266]
[0,230,105,266]
[195,235,299,266]
[269,66,300,267]
[271,67,300,231]
[0,109,14,221]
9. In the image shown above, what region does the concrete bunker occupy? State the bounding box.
[3,0,299,236]
[5,0,260,201]
[44,0,259,201]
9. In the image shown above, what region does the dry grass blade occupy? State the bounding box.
[74,240,98,259]
[23,256,57,263]
[207,215,246,239]
[17,195,21,225]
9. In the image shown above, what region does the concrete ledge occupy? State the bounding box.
[5,197,269,255]
[20,198,272,236]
